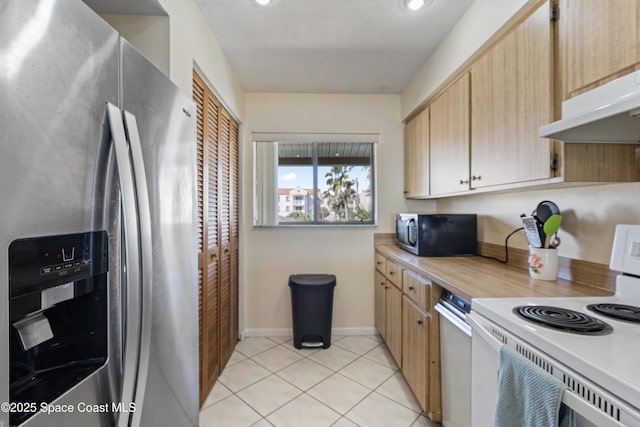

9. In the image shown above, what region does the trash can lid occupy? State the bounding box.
[288,274,336,287]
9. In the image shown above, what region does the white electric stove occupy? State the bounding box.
[469,225,640,427]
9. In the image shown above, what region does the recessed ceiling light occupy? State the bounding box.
[406,0,425,10]
[255,0,271,5]
[402,0,434,11]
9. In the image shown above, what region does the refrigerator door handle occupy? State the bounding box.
[123,110,154,426]
[106,102,142,427]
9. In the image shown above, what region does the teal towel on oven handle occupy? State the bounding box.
[494,345,572,427]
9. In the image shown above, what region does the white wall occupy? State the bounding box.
[102,14,170,76]
[241,93,432,333]
[437,183,640,265]
[157,0,245,120]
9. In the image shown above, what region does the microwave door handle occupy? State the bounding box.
[123,110,154,426]
[408,218,417,246]
[107,103,142,427]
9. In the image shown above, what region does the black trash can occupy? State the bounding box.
[289,274,336,349]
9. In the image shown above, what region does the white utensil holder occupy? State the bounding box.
[528,247,559,281]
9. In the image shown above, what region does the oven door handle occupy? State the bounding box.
[467,312,503,352]
[562,391,626,427]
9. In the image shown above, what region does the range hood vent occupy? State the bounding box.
[539,71,640,143]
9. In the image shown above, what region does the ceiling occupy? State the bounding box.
[195,0,474,94]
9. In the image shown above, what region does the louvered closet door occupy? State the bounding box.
[218,109,233,366]
[193,71,220,405]
[229,121,239,346]
[193,71,240,405]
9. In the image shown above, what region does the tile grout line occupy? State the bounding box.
[206,336,423,427]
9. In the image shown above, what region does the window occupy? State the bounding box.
[254,134,376,226]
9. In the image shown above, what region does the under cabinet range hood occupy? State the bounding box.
[539,70,640,143]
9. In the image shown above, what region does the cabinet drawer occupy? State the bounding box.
[403,270,431,311]
[385,260,403,287]
[375,253,386,275]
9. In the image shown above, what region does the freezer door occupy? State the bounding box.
[0,1,124,426]
[120,41,199,427]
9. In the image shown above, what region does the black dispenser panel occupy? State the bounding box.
[9,231,108,299]
[8,231,109,426]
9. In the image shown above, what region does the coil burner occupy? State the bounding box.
[513,305,613,335]
[587,303,640,323]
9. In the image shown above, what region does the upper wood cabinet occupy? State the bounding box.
[470,1,554,188]
[404,107,429,198]
[561,0,640,99]
[430,73,470,195]
[402,0,640,199]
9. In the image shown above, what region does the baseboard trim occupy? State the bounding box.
[241,327,378,340]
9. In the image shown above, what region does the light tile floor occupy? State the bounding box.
[199,335,442,427]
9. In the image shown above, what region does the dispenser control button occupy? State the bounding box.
[62,247,75,262]
[40,267,53,275]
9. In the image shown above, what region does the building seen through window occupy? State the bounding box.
[254,138,375,226]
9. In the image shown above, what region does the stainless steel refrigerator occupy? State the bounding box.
[0,1,199,426]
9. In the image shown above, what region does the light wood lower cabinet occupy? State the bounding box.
[402,296,429,412]
[374,270,386,339]
[385,282,403,366]
[374,252,441,421]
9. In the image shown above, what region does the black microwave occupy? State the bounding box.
[395,213,477,257]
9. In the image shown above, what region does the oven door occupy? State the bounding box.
[468,312,629,427]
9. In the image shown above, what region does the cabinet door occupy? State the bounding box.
[375,252,386,275]
[471,1,554,188]
[375,270,387,339]
[402,296,429,412]
[385,259,403,287]
[404,107,430,198]
[563,0,640,98]
[385,283,403,366]
[403,269,431,310]
[430,73,470,195]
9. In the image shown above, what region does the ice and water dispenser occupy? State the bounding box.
[8,232,109,425]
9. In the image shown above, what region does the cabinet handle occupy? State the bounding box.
[417,319,424,326]
[376,261,382,265]
[385,286,390,290]
[408,285,415,291]
[472,175,482,181]
[380,282,385,286]
[459,179,469,185]
[389,271,394,275]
